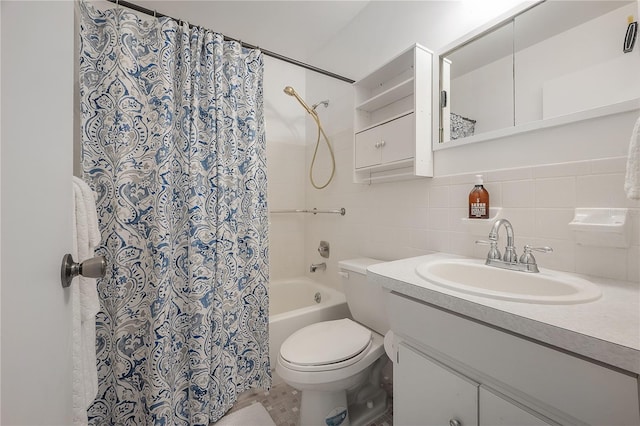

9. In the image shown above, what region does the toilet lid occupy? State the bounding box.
[280,318,372,366]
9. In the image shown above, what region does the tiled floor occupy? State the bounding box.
[227,361,393,426]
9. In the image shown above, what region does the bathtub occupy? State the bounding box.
[269,277,350,368]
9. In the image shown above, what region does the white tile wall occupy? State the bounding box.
[263,59,310,282]
[264,63,639,291]
[535,177,577,208]
[267,142,307,281]
[298,133,640,290]
[439,160,639,283]
[502,180,534,208]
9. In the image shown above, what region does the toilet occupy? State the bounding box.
[276,258,390,426]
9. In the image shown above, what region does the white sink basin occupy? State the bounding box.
[415,259,601,304]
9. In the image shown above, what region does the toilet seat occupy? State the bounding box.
[279,318,372,372]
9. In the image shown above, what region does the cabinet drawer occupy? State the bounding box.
[388,292,640,425]
[479,386,552,426]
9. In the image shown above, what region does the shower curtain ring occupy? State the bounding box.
[153,9,157,18]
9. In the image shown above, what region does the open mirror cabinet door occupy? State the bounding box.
[435,0,640,149]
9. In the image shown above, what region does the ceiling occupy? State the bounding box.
[134,1,371,62]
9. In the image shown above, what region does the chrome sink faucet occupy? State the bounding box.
[476,218,553,273]
[490,218,517,263]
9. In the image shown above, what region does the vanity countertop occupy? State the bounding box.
[369,253,640,374]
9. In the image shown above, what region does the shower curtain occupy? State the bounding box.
[78,3,270,425]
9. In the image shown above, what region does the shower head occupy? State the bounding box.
[312,100,329,111]
[283,86,316,116]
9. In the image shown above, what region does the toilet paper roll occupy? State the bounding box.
[383,330,399,361]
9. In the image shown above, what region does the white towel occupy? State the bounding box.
[624,115,640,200]
[71,176,102,425]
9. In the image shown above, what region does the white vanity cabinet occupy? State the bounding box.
[396,342,479,426]
[353,44,432,183]
[396,343,552,426]
[388,291,640,426]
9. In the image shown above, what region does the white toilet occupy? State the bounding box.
[276,258,390,426]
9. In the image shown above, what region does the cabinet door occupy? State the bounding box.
[479,387,553,426]
[388,292,640,426]
[354,126,381,169]
[395,343,479,426]
[379,113,415,164]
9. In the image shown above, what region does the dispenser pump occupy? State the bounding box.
[469,174,490,219]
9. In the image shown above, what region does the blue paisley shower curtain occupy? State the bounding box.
[78,3,270,424]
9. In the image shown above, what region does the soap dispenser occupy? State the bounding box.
[469,174,489,219]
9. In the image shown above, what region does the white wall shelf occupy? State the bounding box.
[355,78,415,114]
[353,43,433,184]
[460,207,503,236]
[356,110,415,133]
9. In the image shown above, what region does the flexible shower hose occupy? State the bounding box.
[309,112,336,189]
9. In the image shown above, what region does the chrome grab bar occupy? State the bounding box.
[270,208,346,216]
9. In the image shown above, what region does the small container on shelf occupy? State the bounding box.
[468,174,490,219]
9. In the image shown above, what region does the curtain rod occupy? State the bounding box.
[106,0,355,84]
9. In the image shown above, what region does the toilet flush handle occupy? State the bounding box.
[338,271,349,279]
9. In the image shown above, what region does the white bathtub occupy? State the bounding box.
[269,277,350,368]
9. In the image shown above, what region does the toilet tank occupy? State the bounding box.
[338,258,389,336]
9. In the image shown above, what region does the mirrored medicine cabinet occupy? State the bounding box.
[435,0,640,148]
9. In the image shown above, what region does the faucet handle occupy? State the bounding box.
[524,245,553,253]
[519,245,553,265]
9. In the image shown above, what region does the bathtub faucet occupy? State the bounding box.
[310,262,326,273]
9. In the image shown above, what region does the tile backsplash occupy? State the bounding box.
[301,129,639,290]
[429,156,639,282]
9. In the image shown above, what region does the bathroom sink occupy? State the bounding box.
[415,259,601,304]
